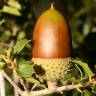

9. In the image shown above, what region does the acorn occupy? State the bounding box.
[32,4,71,90]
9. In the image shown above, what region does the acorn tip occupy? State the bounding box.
[50,3,54,9]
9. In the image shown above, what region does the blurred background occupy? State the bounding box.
[0,0,96,95]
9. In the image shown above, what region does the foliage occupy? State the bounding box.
[13,39,31,55]
[0,0,96,96]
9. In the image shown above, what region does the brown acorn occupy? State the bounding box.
[32,4,71,89]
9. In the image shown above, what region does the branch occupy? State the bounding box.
[13,70,20,96]
[30,82,94,96]
[20,78,29,92]
[10,25,20,96]
[1,69,96,96]
[0,70,5,96]
[1,70,24,96]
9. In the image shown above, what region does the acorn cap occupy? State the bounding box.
[33,57,71,81]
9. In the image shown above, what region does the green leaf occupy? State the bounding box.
[0,48,5,54]
[0,55,5,61]
[13,39,31,55]
[63,74,77,82]
[26,77,46,88]
[81,90,92,96]
[26,77,40,84]
[60,73,79,85]
[75,64,83,78]
[72,59,94,79]
[16,58,26,65]
[1,5,21,16]
[17,31,26,40]
[67,90,80,96]
[17,61,34,78]
[0,62,5,69]
[7,0,21,10]
[0,19,6,25]
[92,85,96,94]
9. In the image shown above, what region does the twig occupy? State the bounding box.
[10,25,20,96]
[30,83,91,96]
[1,69,96,96]
[47,81,57,91]
[1,70,24,96]
[0,70,5,96]
[20,78,29,92]
[30,84,82,96]
[13,70,20,96]
[31,84,37,90]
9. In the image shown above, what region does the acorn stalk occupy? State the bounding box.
[32,4,71,90]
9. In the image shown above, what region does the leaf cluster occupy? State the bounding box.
[0,0,96,95]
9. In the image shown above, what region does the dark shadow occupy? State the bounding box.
[33,65,45,76]
[79,32,96,73]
